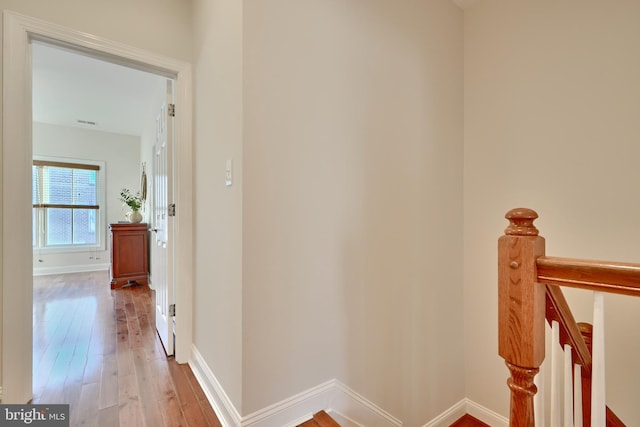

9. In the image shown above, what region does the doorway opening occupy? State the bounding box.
[31,41,177,358]
[2,11,193,404]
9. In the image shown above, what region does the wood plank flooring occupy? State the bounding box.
[33,271,221,427]
[297,411,341,427]
[449,414,491,427]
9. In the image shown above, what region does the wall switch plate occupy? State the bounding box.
[225,159,232,186]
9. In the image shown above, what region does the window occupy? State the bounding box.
[33,158,104,250]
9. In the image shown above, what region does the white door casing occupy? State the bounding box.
[1,11,193,403]
[152,82,175,356]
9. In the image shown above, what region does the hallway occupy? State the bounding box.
[32,271,221,426]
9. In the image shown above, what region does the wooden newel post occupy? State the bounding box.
[498,208,546,426]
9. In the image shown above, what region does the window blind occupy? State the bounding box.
[32,160,100,210]
[32,159,102,247]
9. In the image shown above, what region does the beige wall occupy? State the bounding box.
[190,0,466,422]
[243,0,464,424]
[192,0,244,413]
[464,0,640,423]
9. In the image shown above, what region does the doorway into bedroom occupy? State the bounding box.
[30,41,177,403]
[1,12,194,404]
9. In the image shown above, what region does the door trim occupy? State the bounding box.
[1,10,194,403]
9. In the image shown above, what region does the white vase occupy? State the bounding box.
[127,210,143,223]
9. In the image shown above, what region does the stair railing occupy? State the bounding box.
[544,284,625,426]
[498,208,640,426]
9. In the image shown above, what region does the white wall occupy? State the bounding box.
[243,1,464,425]
[192,0,244,413]
[464,0,640,424]
[32,122,140,273]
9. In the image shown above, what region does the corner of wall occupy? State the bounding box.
[422,399,507,427]
[189,343,404,427]
[189,345,242,427]
[189,347,508,427]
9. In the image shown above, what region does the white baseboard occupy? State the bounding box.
[465,399,508,427]
[329,382,402,427]
[189,346,242,427]
[189,345,403,427]
[423,400,466,427]
[190,345,507,427]
[423,398,508,427]
[33,263,109,276]
[325,410,360,427]
[243,380,336,427]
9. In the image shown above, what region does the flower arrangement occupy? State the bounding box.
[119,188,142,211]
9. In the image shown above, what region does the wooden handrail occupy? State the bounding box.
[538,257,640,297]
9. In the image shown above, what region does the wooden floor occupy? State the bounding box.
[297,411,341,427]
[449,414,490,427]
[33,271,222,427]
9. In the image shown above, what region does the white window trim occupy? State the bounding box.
[32,155,106,253]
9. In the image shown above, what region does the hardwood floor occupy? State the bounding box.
[297,411,341,427]
[449,414,490,427]
[33,271,221,427]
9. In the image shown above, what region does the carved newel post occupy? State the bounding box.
[498,208,546,426]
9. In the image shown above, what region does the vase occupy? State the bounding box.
[127,210,143,223]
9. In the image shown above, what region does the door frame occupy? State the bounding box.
[1,11,194,403]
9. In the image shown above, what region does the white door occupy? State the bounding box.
[151,80,175,356]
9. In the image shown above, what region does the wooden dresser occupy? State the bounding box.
[109,223,148,289]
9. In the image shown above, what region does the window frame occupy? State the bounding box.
[32,156,106,253]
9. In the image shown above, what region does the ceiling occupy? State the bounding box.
[32,42,166,137]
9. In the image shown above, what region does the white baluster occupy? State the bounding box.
[591,292,606,427]
[574,364,583,427]
[551,320,562,427]
[564,344,573,427]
